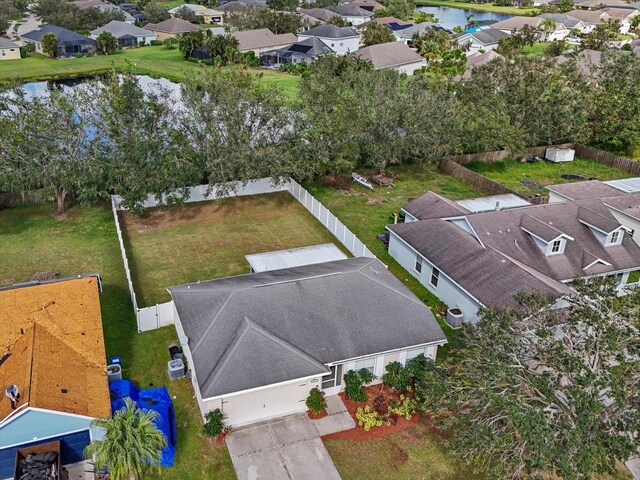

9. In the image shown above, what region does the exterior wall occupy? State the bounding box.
[343,15,371,25]
[0,409,94,449]
[456,36,498,54]
[388,230,483,323]
[392,59,426,75]
[548,191,570,203]
[151,30,178,41]
[201,13,224,24]
[608,209,640,246]
[299,34,359,54]
[0,46,20,60]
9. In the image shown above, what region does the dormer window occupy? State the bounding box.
[547,238,566,256]
[608,230,623,246]
[551,239,562,254]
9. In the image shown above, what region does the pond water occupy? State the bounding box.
[417,5,512,30]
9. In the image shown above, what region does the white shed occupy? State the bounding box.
[545,147,575,163]
[246,243,347,273]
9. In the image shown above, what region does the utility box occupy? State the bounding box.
[167,358,185,380]
[446,308,464,329]
[545,147,575,163]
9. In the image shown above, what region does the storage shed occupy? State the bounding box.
[245,243,347,273]
[545,147,575,163]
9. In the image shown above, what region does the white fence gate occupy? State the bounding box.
[112,177,377,332]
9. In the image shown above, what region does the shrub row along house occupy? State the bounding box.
[168,256,446,426]
[387,189,640,323]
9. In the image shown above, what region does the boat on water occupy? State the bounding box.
[352,172,374,191]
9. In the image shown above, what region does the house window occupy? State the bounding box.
[406,347,428,361]
[551,239,562,253]
[414,254,422,273]
[321,364,342,390]
[609,230,621,245]
[430,267,440,287]
[355,358,375,375]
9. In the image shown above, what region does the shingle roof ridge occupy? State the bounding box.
[354,258,429,308]
[191,290,235,354]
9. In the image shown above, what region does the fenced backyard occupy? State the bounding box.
[112,179,376,332]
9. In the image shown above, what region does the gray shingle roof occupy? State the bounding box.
[329,4,374,16]
[145,17,201,34]
[90,20,154,38]
[604,193,640,221]
[547,180,623,201]
[0,38,19,48]
[169,257,446,398]
[301,24,359,39]
[21,25,97,46]
[354,41,424,69]
[299,8,340,22]
[403,191,469,220]
[456,28,510,46]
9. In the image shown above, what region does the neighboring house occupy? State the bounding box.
[328,5,375,25]
[261,36,332,66]
[571,0,633,9]
[298,7,341,24]
[168,3,208,15]
[339,0,385,12]
[0,38,21,60]
[392,22,450,45]
[354,41,426,74]
[563,8,638,32]
[20,25,97,57]
[145,17,201,41]
[490,16,570,40]
[600,7,640,33]
[215,1,249,13]
[455,28,510,54]
[0,276,110,479]
[230,28,297,55]
[456,50,504,80]
[168,256,447,427]
[73,0,136,23]
[556,49,602,78]
[632,39,640,56]
[388,191,640,323]
[90,20,157,47]
[547,178,640,246]
[356,15,412,32]
[537,13,588,33]
[298,24,360,55]
[168,3,225,24]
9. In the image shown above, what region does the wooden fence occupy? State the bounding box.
[440,157,518,196]
[574,145,640,176]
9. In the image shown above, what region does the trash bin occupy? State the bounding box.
[107,363,122,382]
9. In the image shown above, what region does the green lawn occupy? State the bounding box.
[156,0,187,7]
[0,47,300,100]
[119,191,347,307]
[302,164,482,355]
[465,157,631,196]
[325,423,478,480]
[524,42,549,56]
[0,204,235,480]
[415,0,539,16]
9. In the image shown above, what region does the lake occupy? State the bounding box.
[417,5,512,30]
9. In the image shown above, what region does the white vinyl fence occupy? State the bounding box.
[113,178,376,332]
[288,180,376,259]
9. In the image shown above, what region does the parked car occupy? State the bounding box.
[565,36,582,44]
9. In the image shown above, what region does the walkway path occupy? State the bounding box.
[226,395,354,480]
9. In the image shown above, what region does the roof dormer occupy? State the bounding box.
[577,206,624,247]
[520,214,573,256]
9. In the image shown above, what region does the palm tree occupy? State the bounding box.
[85,398,166,480]
[540,18,557,41]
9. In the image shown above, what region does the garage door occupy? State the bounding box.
[0,430,91,479]
[222,380,312,427]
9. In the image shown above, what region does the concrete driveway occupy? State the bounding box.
[226,414,341,480]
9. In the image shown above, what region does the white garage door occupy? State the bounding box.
[221,380,314,427]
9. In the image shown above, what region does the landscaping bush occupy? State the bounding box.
[149,39,163,46]
[163,38,177,50]
[373,394,388,416]
[305,387,327,415]
[382,361,411,391]
[355,405,386,431]
[405,354,430,383]
[388,394,417,420]
[203,409,226,437]
[344,369,376,402]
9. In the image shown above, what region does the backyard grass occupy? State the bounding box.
[415,0,539,16]
[465,157,631,196]
[302,163,482,354]
[524,42,549,56]
[119,191,347,307]
[0,203,235,480]
[324,423,477,480]
[0,47,300,99]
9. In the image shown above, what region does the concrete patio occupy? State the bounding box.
[226,395,355,480]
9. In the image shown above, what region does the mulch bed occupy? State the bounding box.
[307,409,328,420]
[322,385,420,441]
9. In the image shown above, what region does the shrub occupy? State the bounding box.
[305,387,327,415]
[149,40,163,46]
[388,394,417,420]
[203,409,226,437]
[344,368,376,402]
[163,38,177,50]
[382,361,411,391]
[405,354,430,383]
[355,405,386,431]
[373,394,388,416]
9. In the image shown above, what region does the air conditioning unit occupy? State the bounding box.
[446,308,464,329]
[167,358,185,380]
[107,364,122,382]
[545,147,575,163]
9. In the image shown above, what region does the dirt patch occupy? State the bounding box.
[322,174,352,190]
[30,271,58,282]
[55,208,81,221]
[1,278,15,287]
[393,448,410,466]
[365,198,383,206]
[322,386,420,441]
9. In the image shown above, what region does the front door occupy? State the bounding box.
[321,364,343,396]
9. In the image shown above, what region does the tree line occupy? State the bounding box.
[0,52,638,213]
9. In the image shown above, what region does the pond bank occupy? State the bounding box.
[415,0,538,17]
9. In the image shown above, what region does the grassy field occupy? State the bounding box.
[465,157,631,196]
[0,204,235,480]
[524,42,549,56]
[325,423,477,480]
[119,191,346,307]
[415,0,539,16]
[303,164,481,353]
[0,47,300,99]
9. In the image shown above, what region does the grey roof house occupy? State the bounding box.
[455,28,510,53]
[354,41,426,74]
[388,192,640,324]
[20,25,97,57]
[261,36,332,66]
[297,24,360,55]
[328,4,374,25]
[168,256,446,426]
[90,20,157,46]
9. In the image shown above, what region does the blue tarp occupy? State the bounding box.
[109,379,177,467]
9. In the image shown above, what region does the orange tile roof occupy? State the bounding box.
[0,276,111,422]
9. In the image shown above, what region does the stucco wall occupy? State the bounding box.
[393,60,426,75]
[0,46,20,60]
[388,230,483,323]
[300,35,359,55]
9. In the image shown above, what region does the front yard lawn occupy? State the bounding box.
[466,157,631,196]
[324,422,476,480]
[0,203,235,480]
[119,191,346,307]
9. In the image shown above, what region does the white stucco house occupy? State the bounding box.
[297,24,360,55]
[168,256,447,427]
[328,4,374,25]
[455,28,511,54]
[387,191,640,324]
[90,20,157,46]
[490,16,571,41]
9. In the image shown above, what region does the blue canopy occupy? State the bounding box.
[109,379,177,467]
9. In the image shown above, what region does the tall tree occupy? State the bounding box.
[41,32,58,58]
[415,281,640,479]
[176,29,207,58]
[226,6,301,34]
[362,22,395,46]
[96,31,119,55]
[85,398,166,480]
[173,5,198,23]
[0,86,101,213]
